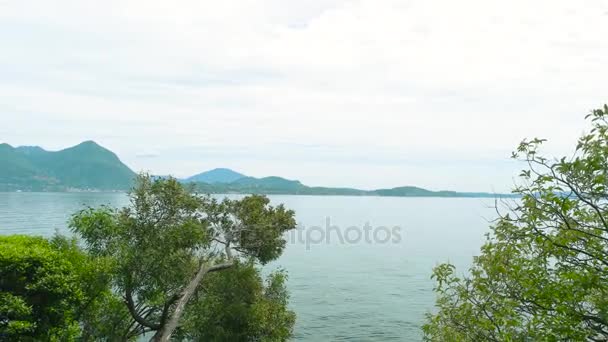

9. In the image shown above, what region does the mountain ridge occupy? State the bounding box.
[0,141,135,191]
[183,168,246,184]
[190,173,514,198]
[0,141,514,197]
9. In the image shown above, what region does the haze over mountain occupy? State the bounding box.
[3,1,608,193]
[0,141,135,191]
[0,141,513,197]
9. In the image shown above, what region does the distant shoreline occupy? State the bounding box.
[2,141,517,198]
[0,190,517,198]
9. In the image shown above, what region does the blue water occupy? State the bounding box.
[0,192,495,340]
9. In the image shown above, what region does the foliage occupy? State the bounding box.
[178,263,295,341]
[423,106,608,341]
[0,235,121,341]
[70,174,297,340]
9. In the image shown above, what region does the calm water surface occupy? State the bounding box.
[0,192,496,341]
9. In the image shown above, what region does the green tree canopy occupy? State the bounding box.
[0,235,121,341]
[423,106,608,340]
[70,175,297,341]
[177,263,295,341]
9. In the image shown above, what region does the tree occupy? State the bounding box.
[70,175,297,341]
[0,235,123,341]
[423,106,608,341]
[177,263,295,341]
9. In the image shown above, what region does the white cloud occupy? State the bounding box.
[1,0,607,191]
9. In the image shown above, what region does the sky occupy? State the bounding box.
[1,0,608,192]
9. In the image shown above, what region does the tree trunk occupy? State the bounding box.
[149,260,234,341]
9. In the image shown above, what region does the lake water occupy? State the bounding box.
[0,192,497,341]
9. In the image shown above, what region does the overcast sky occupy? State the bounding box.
[2,0,608,192]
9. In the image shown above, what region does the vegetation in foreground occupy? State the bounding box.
[0,175,297,341]
[424,106,608,340]
[6,106,608,340]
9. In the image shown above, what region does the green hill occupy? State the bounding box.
[183,168,246,183]
[1,144,513,197]
[0,141,135,191]
[190,175,513,198]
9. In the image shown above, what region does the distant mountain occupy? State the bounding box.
[15,146,46,156]
[0,141,135,191]
[183,168,246,184]
[372,186,503,197]
[0,142,513,197]
[191,176,514,198]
